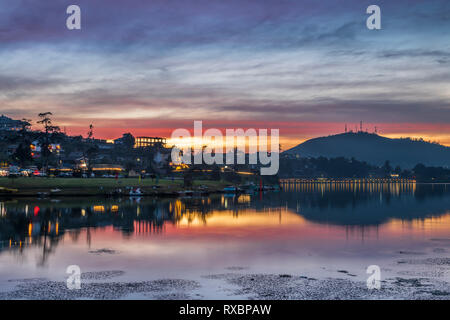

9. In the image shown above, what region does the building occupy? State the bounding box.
[134,137,166,148]
[94,140,114,150]
[30,140,61,158]
[113,133,134,146]
[0,115,29,131]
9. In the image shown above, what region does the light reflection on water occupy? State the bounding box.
[0,183,449,281]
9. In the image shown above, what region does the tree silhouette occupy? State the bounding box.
[12,118,33,166]
[37,112,60,172]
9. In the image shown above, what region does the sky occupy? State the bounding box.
[0,0,449,149]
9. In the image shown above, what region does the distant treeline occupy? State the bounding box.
[279,156,450,182]
[412,163,450,182]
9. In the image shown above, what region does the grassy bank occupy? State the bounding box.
[0,177,231,197]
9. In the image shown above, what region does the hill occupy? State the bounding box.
[284,132,450,168]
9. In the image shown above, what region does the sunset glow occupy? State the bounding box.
[1,0,449,149]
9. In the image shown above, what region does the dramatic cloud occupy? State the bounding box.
[0,0,449,147]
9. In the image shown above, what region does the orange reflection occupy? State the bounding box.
[176,208,305,228]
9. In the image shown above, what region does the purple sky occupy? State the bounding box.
[0,0,449,146]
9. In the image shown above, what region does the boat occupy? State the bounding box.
[223,186,241,194]
[239,183,257,192]
[110,188,123,196]
[258,185,281,191]
[129,187,143,196]
[0,187,18,194]
[177,190,194,197]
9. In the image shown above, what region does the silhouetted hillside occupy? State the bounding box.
[284,132,450,168]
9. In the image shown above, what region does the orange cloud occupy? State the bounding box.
[56,120,450,149]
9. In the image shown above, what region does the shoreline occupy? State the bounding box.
[0,177,264,198]
[2,254,449,300]
[1,177,448,198]
[0,188,224,198]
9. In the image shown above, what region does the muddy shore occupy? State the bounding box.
[1,251,449,300]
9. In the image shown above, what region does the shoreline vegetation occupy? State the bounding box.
[0,177,440,198]
[0,177,234,197]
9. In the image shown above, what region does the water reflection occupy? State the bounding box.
[277,181,450,225]
[0,183,449,266]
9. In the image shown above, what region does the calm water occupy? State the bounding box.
[1,183,450,295]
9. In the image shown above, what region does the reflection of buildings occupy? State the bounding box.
[0,194,252,252]
[280,180,417,196]
[1,183,449,261]
[0,200,175,253]
[276,181,450,226]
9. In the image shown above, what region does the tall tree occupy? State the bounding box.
[12,119,33,167]
[87,124,94,140]
[84,124,98,172]
[37,112,60,172]
[382,160,392,176]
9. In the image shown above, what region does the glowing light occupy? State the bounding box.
[236,171,254,175]
[93,206,105,213]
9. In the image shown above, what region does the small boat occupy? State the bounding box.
[110,188,123,196]
[129,187,143,196]
[177,190,194,197]
[263,185,281,191]
[240,183,257,192]
[0,187,18,194]
[223,186,241,194]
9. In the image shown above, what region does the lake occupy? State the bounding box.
[1,182,450,299]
